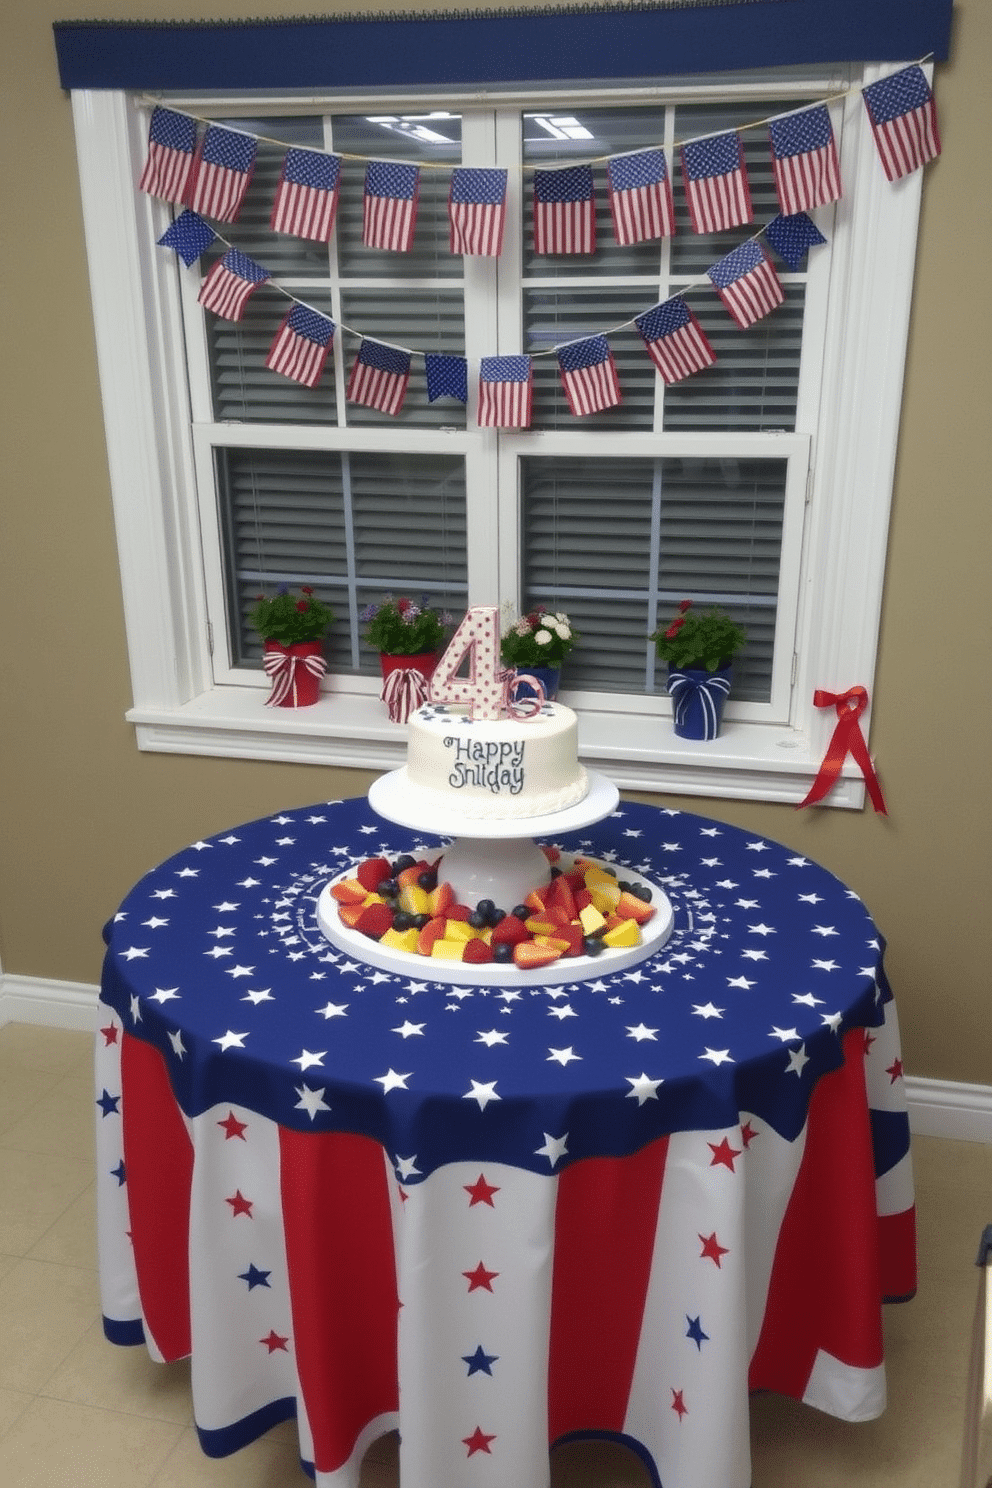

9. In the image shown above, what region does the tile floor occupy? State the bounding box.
[0,1020,987,1487]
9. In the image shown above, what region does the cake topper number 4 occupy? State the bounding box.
[429,606,508,719]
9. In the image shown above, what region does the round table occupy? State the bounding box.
[96,797,916,1488]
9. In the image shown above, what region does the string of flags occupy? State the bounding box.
[143,62,940,426]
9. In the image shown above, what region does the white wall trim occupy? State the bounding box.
[2,978,989,1143]
[0,976,101,1033]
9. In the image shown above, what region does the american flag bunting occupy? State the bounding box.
[138,106,197,204]
[557,335,621,416]
[157,210,216,267]
[533,166,596,255]
[680,132,753,235]
[764,212,827,271]
[768,105,842,216]
[347,338,412,416]
[186,125,257,224]
[197,249,270,321]
[708,241,784,329]
[478,356,533,427]
[271,149,341,242]
[425,354,468,405]
[635,299,716,385]
[448,168,508,257]
[362,162,420,252]
[607,149,675,246]
[862,65,941,181]
[265,304,336,389]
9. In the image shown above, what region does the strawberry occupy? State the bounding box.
[337,903,366,929]
[541,844,562,864]
[445,902,474,922]
[462,938,495,964]
[356,857,392,892]
[545,875,578,921]
[428,881,455,918]
[397,861,431,889]
[490,913,530,946]
[513,940,563,969]
[354,902,394,940]
[524,887,550,913]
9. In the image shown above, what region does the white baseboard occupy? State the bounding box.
[0,974,101,1033]
[2,976,990,1143]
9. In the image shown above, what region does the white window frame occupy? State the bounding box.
[69,65,926,807]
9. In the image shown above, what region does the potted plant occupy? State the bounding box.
[249,585,335,707]
[650,599,747,740]
[361,596,452,721]
[500,606,578,702]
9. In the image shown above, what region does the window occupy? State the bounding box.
[70,64,927,805]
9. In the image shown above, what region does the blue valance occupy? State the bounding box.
[53,2,953,92]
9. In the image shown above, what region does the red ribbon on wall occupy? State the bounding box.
[798,687,887,814]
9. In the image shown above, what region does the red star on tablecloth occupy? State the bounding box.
[463,1426,496,1456]
[671,1388,688,1419]
[463,1262,499,1292]
[260,1330,289,1353]
[218,1111,248,1140]
[226,1190,253,1217]
[708,1137,742,1171]
[464,1174,500,1207]
[699,1231,730,1267]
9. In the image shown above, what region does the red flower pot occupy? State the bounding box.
[378,652,439,722]
[262,640,326,707]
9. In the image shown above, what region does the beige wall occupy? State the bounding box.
[1,1,988,1086]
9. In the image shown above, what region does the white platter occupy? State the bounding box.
[316,847,674,988]
[367,767,620,841]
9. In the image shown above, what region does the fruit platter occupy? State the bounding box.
[316,842,675,987]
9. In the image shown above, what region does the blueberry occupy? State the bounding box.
[476,898,496,921]
[412,914,431,930]
[511,904,530,921]
[489,907,506,926]
[468,910,488,930]
[392,911,414,932]
[379,878,399,898]
[493,942,513,963]
[393,855,417,875]
[583,935,605,956]
[418,870,438,891]
[631,883,653,903]
[549,865,562,879]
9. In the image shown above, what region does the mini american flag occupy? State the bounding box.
[425,354,468,404]
[764,211,827,271]
[607,149,675,246]
[197,249,269,321]
[186,125,257,224]
[157,210,216,267]
[347,339,411,416]
[448,168,508,257]
[533,166,596,255]
[557,335,621,417]
[708,241,783,329]
[680,132,752,235]
[862,65,941,182]
[362,162,420,252]
[271,149,341,242]
[478,356,533,427]
[138,107,197,204]
[265,304,336,388]
[635,299,716,385]
[768,105,842,216]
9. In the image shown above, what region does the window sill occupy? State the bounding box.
[127,684,866,809]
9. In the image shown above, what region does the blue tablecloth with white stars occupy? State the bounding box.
[101,796,893,1173]
[97,797,915,1488]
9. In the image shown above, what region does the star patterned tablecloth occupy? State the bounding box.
[95,797,916,1488]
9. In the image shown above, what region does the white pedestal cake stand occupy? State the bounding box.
[316,769,675,987]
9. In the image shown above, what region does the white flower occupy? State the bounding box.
[556,623,571,640]
[535,628,552,646]
[554,612,570,626]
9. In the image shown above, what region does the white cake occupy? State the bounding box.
[398,701,589,820]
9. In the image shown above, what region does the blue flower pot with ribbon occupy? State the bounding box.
[667,665,732,741]
[513,666,561,704]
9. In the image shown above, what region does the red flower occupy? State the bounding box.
[301,585,314,595]
[296,600,308,612]
[665,619,685,638]
[396,598,411,614]
[679,599,693,612]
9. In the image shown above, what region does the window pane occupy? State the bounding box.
[332,113,462,279]
[216,116,335,276]
[217,447,467,673]
[519,454,786,700]
[527,289,656,431]
[340,289,466,428]
[207,289,338,424]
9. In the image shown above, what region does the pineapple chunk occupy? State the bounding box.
[380,926,421,954]
[579,903,608,935]
[602,918,641,948]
